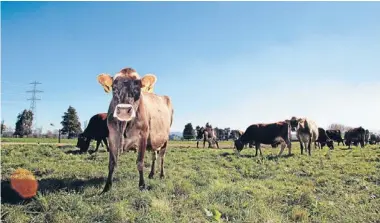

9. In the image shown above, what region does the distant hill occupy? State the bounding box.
[170,131,182,137]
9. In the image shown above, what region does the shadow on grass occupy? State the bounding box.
[340,147,354,151]
[64,149,85,155]
[57,145,75,149]
[1,176,111,205]
[219,152,294,160]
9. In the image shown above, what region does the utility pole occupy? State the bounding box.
[26,81,43,130]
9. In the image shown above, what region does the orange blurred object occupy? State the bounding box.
[10,168,38,199]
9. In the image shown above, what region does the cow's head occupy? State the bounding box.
[97,68,157,122]
[326,139,334,150]
[76,133,91,152]
[234,139,245,155]
[288,117,303,131]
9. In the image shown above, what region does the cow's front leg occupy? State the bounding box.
[148,151,157,179]
[137,137,147,190]
[300,141,304,155]
[101,132,122,194]
[103,138,109,152]
[94,139,101,153]
[257,143,263,156]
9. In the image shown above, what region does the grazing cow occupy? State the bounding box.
[326,130,345,146]
[203,125,220,149]
[344,127,366,149]
[369,133,380,145]
[289,117,319,156]
[97,67,173,192]
[76,113,109,153]
[315,127,334,150]
[234,121,292,157]
[231,130,254,148]
[365,129,370,145]
[195,126,206,148]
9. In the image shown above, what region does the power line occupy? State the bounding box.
[26,81,43,129]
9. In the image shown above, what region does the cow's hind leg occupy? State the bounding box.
[308,138,312,156]
[214,139,220,149]
[159,141,168,179]
[300,141,304,155]
[148,151,158,179]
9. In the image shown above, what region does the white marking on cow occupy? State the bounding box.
[113,104,136,121]
[113,72,140,80]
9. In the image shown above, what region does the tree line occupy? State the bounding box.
[1,106,83,138]
[182,123,241,141]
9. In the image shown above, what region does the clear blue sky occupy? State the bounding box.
[2,2,380,133]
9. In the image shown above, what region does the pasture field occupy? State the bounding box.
[1,137,76,144]
[1,141,380,223]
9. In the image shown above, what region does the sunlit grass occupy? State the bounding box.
[1,141,380,223]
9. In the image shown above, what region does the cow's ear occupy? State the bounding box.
[141,74,157,93]
[97,73,113,93]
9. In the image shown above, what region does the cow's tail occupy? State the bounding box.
[170,108,174,127]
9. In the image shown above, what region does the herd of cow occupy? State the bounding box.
[75,67,380,193]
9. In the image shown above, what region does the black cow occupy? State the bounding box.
[369,133,380,145]
[76,113,109,153]
[234,121,292,157]
[326,130,344,146]
[315,127,334,150]
[344,127,366,149]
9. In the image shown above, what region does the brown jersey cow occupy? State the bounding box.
[97,67,173,193]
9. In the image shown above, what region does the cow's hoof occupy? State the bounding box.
[148,173,154,179]
[100,185,111,195]
[160,174,165,179]
[139,184,147,191]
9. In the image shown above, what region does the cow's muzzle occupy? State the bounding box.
[113,104,136,122]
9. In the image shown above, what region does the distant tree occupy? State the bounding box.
[217,128,225,141]
[46,130,54,138]
[14,109,34,137]
[61,106,82,139]
[32,127,43,138]
[1,120,5,134]
[183,123,196,140]
[328,123,352,134]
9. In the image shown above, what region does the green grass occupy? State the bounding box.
[1,141,380,223]
[1,137,76,144]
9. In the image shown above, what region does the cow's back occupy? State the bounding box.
[142,93,173,149]
[84,113,108,139]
